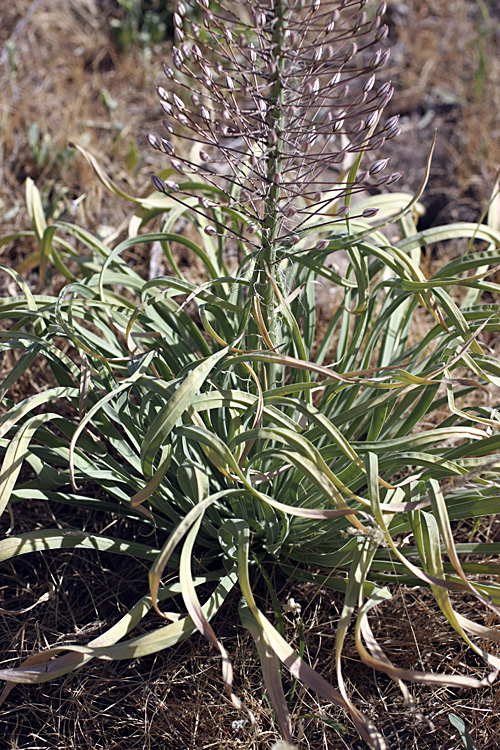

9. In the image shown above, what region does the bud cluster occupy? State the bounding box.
[148,0,401,245]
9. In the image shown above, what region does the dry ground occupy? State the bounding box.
[1,1,500,748]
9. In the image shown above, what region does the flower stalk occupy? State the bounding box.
[148,0,401,366]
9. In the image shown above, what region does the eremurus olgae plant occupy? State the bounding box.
[1,1,500,748]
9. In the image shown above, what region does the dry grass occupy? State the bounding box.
[2,1,500,748]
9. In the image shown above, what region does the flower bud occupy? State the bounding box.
[147,134,161,150]
[173,93,185,110]
[362,208,379,218]
[151,175,166,193]
[375,24,389,41]
[160,139,174,154]
[204,225,217,236]
[386,172,402,184]
[365,111,379,129]
[387,125,402,139]
[316,239,329,250]
[369,158,388,175]
[164,180,180,192]
[160,100,173,116]
[157,86,169,101]
[363,74,376,93]
[171,159,184,172]
[162,120,174,133]
[163,63,174,79]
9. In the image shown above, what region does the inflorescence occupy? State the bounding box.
[148,0,401,246]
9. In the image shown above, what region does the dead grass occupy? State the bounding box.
[1,1,500,748]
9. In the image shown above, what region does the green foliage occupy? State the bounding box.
[1,157,500,747]
[449,713,479,750]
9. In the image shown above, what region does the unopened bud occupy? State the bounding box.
[387,125,402,139]
[290,234,301,245]
[375,24,389,42]
[151,175,166,193]
[371,135,386,149]
[369,158,389,175]
[173,93,185,110]
[148,134,161,151]
[157,86,169,101]
[200,105,210,123]
[362,208,379,218]
[198,196,210,208]
[160,100,173,116]
[377,81,392,98]
[199,150,209,161]
[160,138,173,154]
[313,45,323,62]
[336,204,349,217]
[162,120,174,133]
[164,180,179,192]
[384,115,400,130]
[311,0,320,11]
[284,205,296,218]
[224,28,233,44]
[377,2,387,15]
[173,13,183,28]
[368,49,382,68]
[345,42,357,61]
[325,9,339,32]
[163,63,174,79]
[379,49,391,66]
[172,50,183,70]
[191,92,200,107]
[316,239,329,250]
[363,74,376,93]
[247,223,257,233]
[225,75,234,92]
[365,111,379,129]
[177,1,186,16]
[191,23,200,38]
[198,0,209,8]
[176,113,189,126]
[203,10,213,28]
[387,172,402,184]
[204,225,217,236]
